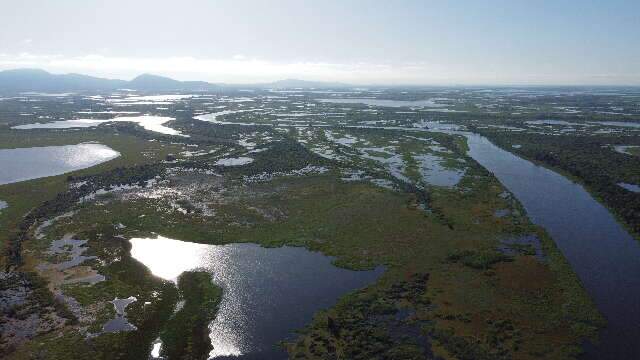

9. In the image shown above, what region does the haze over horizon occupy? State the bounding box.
[1,0,639,86]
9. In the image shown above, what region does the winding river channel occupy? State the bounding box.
[461,132,640,359]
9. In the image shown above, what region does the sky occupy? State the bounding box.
[0,0,639,85]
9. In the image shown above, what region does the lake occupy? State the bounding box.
[0,143,120,185]
[12,115,185,136]
[129,236,384,359]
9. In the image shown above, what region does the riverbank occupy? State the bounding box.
[459,131,640,359]
[475,128,640,242]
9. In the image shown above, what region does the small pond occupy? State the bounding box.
[618,182,640,193]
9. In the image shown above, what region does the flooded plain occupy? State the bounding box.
[4,87,640,359]
[318,97,447,108]
[0,143,120,185]
[129,237,384,359]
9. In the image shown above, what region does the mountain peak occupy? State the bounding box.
[128,73,185,90]
[0,68,350,92]
[1,68,51,77]
[131,73,176,82]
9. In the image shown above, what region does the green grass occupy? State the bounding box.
[27,163,600,359]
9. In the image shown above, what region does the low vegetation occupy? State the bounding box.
[161,271,223,360]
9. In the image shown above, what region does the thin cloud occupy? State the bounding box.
[0,53,637,86]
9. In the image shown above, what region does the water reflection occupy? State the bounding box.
[618,182,640,193]
[129,236,384,359]
[415,154,464,187]
[525,119,581,126]
[214,157,254,166]
[194,109,259,125]
[103,296,138,333]
[596,121,640,128]
[12,115,185,136]
[0,143,120,185]
[13,119,108,129]
[318,98,447,108]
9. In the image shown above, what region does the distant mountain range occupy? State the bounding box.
[0,69,350,92]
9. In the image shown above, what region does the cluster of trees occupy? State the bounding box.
[228,137,331,176]
[174,117,269,147]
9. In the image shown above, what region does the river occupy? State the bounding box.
[462,132,640,359]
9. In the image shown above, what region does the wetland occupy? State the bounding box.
[1,85,639,359]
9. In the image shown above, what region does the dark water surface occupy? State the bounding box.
[130,237,384,359]
[464,133,640,359]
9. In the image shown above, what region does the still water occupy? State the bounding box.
[596,121,640,128]
[12,115,185,136]
[318,98,446,108]
[0,143,120,185]
[130,236,384,359]
[463,133,640,359]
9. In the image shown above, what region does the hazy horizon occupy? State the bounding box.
[1,0,639,86]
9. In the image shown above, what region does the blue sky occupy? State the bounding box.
[0,0,638,85]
